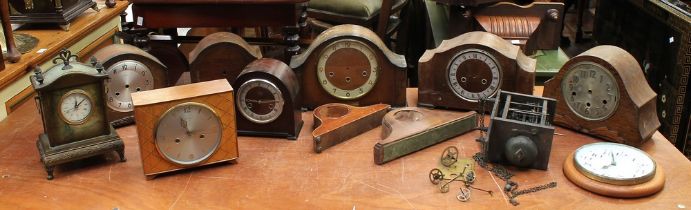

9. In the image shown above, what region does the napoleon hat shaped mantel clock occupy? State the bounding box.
[92,44,168,127]
[418,31,536,112]
[31,49,125,180]
[290,24,407,109]
[234,58,303,139]
[543,45,660,146]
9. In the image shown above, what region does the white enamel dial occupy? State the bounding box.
[561,62,620,121]
[574,142,656,185]
[237,79,285,124]
[317,39,379,100]
[105,60,154,112]
[59,89,93,125]
[447,49,501,101]
[155,102,222,166]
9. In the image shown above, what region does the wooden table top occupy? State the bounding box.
[1,88,690,209]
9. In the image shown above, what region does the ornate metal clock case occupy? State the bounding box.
[92,44,168,127]
[290,24,407,109]
[485,90,556,170]
[234,58,303,140]
[30,49,125,180]
[543,45,660,146]
[189,32,262,84]
[131,79,238,179]
[418,31,536,112]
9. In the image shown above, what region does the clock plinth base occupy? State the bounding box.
[563,152,665,198]
[238,120,303,140]
[36,126,125,180]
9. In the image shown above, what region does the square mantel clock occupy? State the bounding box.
[131,79,238,179]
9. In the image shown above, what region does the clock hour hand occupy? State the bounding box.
[180,118,191,136]
[246,99,279,104]
[610,151,617,166]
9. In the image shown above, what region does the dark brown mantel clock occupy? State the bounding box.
[31,49,125,180]
[234,58,303,140]
[290,24,407,109]
[418,31,536,112]
[9,0,99,30]
[543,45,660,146]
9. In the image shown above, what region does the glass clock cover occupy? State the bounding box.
[573,142,656,185]
[59,89,93,125]
[155,102,222,166]
[237,78,285,124]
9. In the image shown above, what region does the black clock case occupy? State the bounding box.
[9,0,97,26]
[233,59,303,140]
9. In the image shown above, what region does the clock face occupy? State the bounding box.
[561,62,620,121]
[447,49,502,101]
[105,60,154,112]
[155,102,222,166]
[237,78,285,124]
[59,89,94,125]
[317,39,379,100]
[573,142,656,185]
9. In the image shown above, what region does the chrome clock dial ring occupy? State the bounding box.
[237,78,285,124]
[155,102,222,166]
[573,142,656,185]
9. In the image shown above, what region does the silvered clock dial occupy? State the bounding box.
[105,60,154,112]
[447,49,502,101]
[561,62,620,121]
[317,39,379,100]
[237,78,285,124]
[573,142,656,185]
[59,89,94,125]
[155,102,222,166]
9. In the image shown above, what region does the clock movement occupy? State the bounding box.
[543,45,660,146]
[374,108,477,165]
[131,79,238,179]
[30,49,125,180]
[485,90,556,170]
[189,32,262,84]
[563,142,665,198]
[312,103,390,153]
[418,31,536,112]
[9,0,98,29]
[290,24,407,109]
[92,44,168,127]
[234,58,302,139]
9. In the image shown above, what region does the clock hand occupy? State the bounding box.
[610,151,617,166]
[76,98,87,108]
[180,118,191,136]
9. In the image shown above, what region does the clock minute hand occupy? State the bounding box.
[76,98,87,107]
[180,118,191,136]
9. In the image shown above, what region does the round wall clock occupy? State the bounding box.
[543,45,660,146]
[234,58,302,139]
[290,24,407,109]
[155,102,222,166]
[418,31,536,112]
[92,44,168,127]
[563,142,665,198]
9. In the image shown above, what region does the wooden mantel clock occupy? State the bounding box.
[189,32,262,84]
[543,45,660,146]
[418,31,536,112]
[131,79,238,179]
[92,44,168,127]
[30,49,125,180]
[290,24,407,109]
[234,58,303,139]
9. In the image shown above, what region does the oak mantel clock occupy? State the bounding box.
[131,79,238,179]
[234,58,303,140]
[92,44,168,127]
[31,49,125,180]
[290,24,407,109]
[543,45,660,146]
[418,31,536,112]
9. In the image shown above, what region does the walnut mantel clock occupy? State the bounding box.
[418,31,536,112]
[290,24,407,109]
[234,58,303,139]
[30,49,125,180]
[189,32,262,84]
[543,45,660,146]
[92,44,168,127]
[131,79,238,179]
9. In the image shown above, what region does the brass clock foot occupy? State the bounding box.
[45,166,55,180]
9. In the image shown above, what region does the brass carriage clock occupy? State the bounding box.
[31,49,125,180]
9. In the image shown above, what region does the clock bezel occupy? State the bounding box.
[573,142,657,185]
[58,89,95,125]
[560,61,621,121]
[446,48,503,102]
[105,59,155,113]
[316,38,379,100]
[236,78,285,124]
[154,102,223,166]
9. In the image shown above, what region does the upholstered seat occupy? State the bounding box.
[309,0,384,19]
[307,0,408,41]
